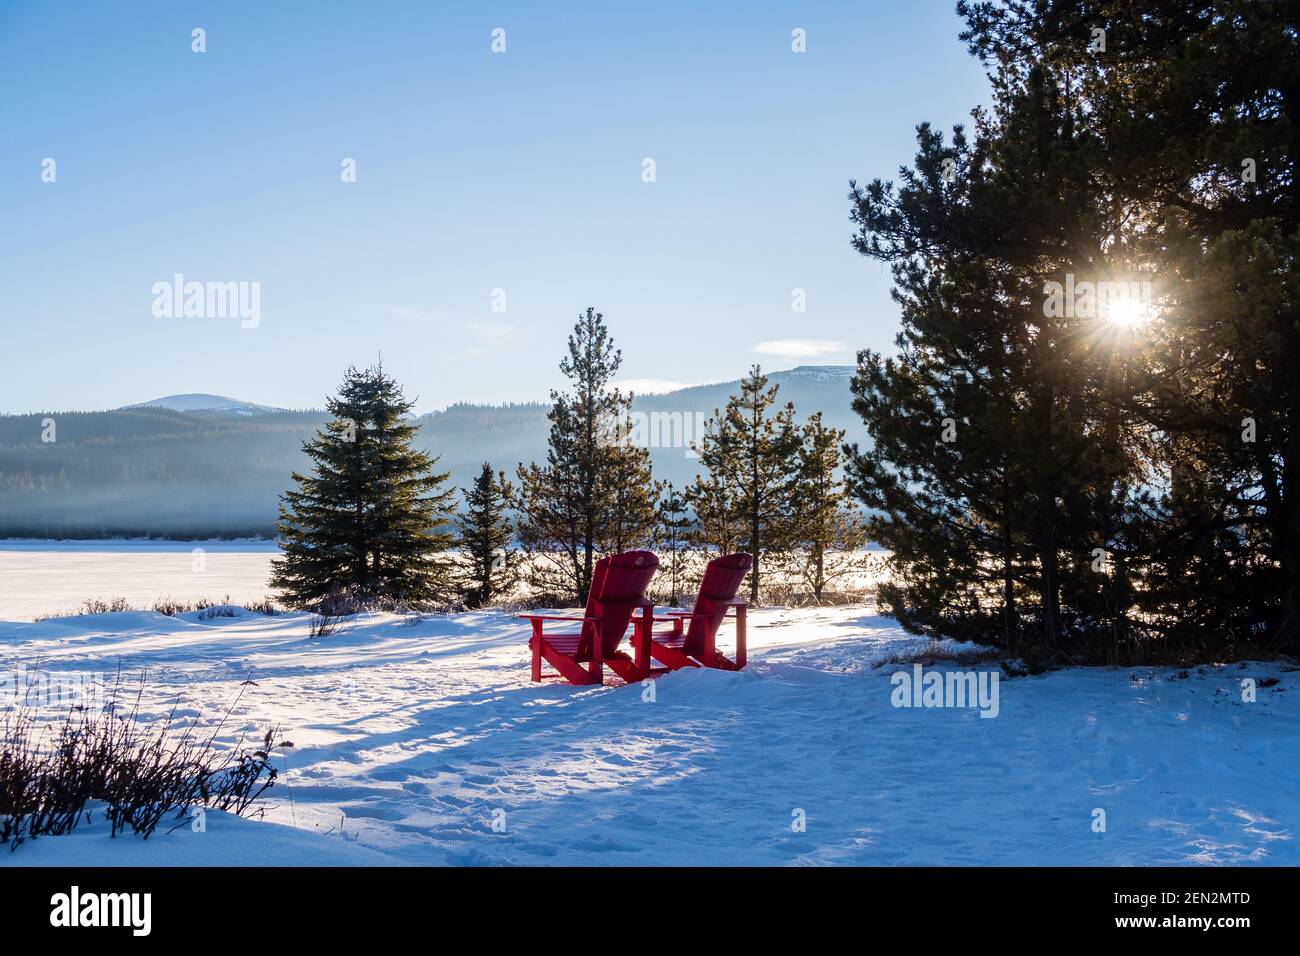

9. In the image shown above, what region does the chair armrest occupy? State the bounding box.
[658,602,745,619]
[517,614,600,624]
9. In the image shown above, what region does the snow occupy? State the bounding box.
[0,539,278,552]
[8,804,404,867]
[0,543,278,622]
[1,604,1295,866]
[122,393,283,414]
[777,365,856,383]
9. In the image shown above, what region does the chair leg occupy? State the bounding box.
[735,605,747,669]
[542,644,598,684]
[590,621,603,685]
[633,618,650,680]
[531,620,543,681]
[639,608,653,680]
[649,638,699,671]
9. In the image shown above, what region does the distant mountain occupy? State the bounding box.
[626,365,863,488]
[632,366,858,426]
[0,366,865,538]
[414,366,865,491]
[123,394,286,417]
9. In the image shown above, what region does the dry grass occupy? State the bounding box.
[873,640,1006,670]
[35,595,281,622]
[0,676,289,850]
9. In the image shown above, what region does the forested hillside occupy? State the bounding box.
[0,367,865,538]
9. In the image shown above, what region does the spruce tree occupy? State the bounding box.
[457,462,516,608]
[515,307,657,603]
[791,413,869,602]
[688,365,800,603]
[270,365,456,608]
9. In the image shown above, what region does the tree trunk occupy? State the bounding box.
[1035,383,1060,648]
[814,544,825,600]
[1037,492,1060,648]
[1001,489,1016,653]
[1279,416,1300,648]
[580,537,592,605]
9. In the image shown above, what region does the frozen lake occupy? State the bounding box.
[0,541,888,623]
[0,540,279,622]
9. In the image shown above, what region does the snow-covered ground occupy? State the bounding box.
[1,604,1295,866]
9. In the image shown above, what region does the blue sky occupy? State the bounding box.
[0,1,989,414]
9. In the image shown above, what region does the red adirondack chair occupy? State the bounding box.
[522,551,658,686]
[639,552,751,672]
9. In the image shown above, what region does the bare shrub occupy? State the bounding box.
[80,597,133,615]
[245,596,281,616]
[38,596,280,621]
[308,613,341,639]
[758,581,871,607]
[35,597,136,621]
[196,606,240,620]
[0,678,288,850]
[150,598,190,617]
[873,640,1005,669]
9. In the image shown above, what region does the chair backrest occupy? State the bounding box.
[577,550,659,659]
[685,553,752,657]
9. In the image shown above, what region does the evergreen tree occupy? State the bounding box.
[688,365,800,603]
[956,0,1300,651]
[686,472,743,555]
[600,409,660,556]
[457,462,516,608]
[270,365,456,608]
[515,308,657,603]
[847,120,1029,646]
[847,58,1143,655]
[654,481,694,606]
[791,413,869,601]
[1134,222,1298,645]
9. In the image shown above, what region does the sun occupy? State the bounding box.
[1104,296,1151,329]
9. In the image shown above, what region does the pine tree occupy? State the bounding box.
[686,473,742,555]
[654,481,694,606]
[845,0,1297,658]
[850,143,986,639]
[847,63,1144,654]
[791,413,869,602]
[600,409,660,555]
[1137,222,1298,644]
[457,462,516,608]
[270,365,456,608]
[688,365,800,603]
[956,0,1300,652]
[515,307,657,603]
